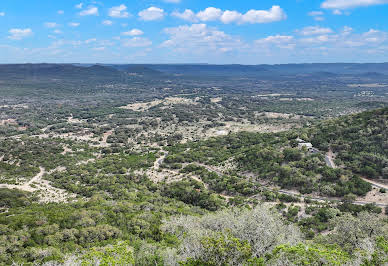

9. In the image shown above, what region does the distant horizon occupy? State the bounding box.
[2,62,388,66]
[1,0,388,63]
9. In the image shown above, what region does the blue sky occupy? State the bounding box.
[1,0,388,64]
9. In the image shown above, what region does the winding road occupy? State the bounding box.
[0,166,73,203]
[190,162,388,207]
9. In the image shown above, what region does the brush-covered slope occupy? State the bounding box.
[163,109,388,197]
[308,107,388,180]
[0,64,124,81]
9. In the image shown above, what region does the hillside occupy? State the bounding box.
[308,107,388,180]
[0,105,387,264]
[2,63,388,81]
[146,63,388,77]
[0,64,125,81]
[115,64,164,76]
[164,109,388,198]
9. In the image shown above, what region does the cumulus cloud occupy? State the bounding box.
[122,29,144,36]
[162,23,243,54]
[75,3,83,9]
[172,9,197,22]
[138,7,165,21]
[8,28,33,40]
[297,26,333,35]
[164,0,181,3]
[253,26,388,60]
[172,6,286,24]
[102,20,113,26]
[57,10,64,15]
[109,4,130,18]
[242,6,287,23]
[221,11,243,24]
[79,6,98,16]
[0,12,5,16]
[321,0,388,9]
[197,7,223,21]
[122,37,152,47]
[255,35,296,50]
[362,29,387,43]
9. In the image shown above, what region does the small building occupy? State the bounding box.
[298,142,313,149]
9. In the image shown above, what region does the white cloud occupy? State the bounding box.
[139,7,165,21]
[102,20,113,26]
[122,29,144,36]
[255,35,296,50]
[8,28,33,40]
[163,0,181,3]
[57,10,64,15]
[45,22,59,28]
[221,11,243,24]
[300,35,332,43]
[172,9,197,22]
[109,4,130,18]
[122,37,152,47]
[53,29,63,34]
[321,0,388,9]
[362,29,387,43]
[79,6,98,16]
[241,6,287,23]
[69,22,80,27]
[173,6,286,24]
[197,7,222,21]
[162,24,243,54]
[258,27,388,55]
[298,26,333,36]
[256,35,294,44]
[75,3,83,9]
[0,12,5,16]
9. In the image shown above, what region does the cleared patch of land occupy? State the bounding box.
[0,167,76,203]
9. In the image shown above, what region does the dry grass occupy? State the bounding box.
[0,167,76,203]
[119,97,198,112]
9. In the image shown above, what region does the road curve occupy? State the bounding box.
[191,162,388,208]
